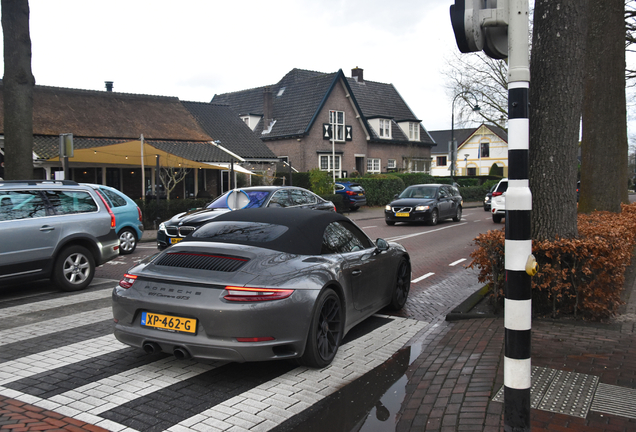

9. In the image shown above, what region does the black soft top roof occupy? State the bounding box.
[184,207,349,255]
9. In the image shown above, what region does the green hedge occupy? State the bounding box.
[343,177,405,206]
[136,198,210,229]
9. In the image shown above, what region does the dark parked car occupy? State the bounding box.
[483,184,496,212]
[0,180,120,291]
[385,184,463,226]
[157,186,335,249]
[113,208,411,368]
[335,181,367,211]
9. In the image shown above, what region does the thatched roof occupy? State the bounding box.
[0,82,212,141]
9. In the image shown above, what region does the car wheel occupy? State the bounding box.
[118,228,137,255]
[428,209,439,226]
[453,206,462,222]
[385,220,395,226]
[493,214,503,223]
[53,245,95,292]
[299,288,343,368]
[484,206,489,212]
[389,258,411,310]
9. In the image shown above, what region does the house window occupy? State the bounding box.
[409,122,420,140]
[241,116,250,126]
[387,159,396,169]
[480,141,490,158]
[467,167,477,176]
[319,155,341,176]
[379,119,391,138]
[410,159,426,173]
[329,110,345,142]
[436,156,447,166]
[367,158,381,173]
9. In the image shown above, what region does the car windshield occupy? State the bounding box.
[206,190,271,209]
[399,186,438,199]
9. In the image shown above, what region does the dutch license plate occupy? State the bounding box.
[141,312,197,334]
[395,212,410,217]
[170,237,182,245]
[358,193,363,196]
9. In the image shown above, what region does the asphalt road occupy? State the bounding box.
[0,206,495,431]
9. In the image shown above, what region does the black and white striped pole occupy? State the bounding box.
[504,1,533,430]
[451,1,533,430]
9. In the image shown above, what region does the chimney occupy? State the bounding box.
[351,67,364,83]
[105,81,114,92]
[263,86,273,127]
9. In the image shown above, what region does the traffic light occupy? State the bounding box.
[450,0,508,60]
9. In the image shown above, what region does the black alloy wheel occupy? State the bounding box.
[299,288,343,368]
[389,258,411,310]
[429,209,439,226]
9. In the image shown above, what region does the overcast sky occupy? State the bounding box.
[4,0,631,138]
[3,0,463,132]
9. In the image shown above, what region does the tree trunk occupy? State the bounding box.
[529,0,587,240]
[2,0,35,180]
[579,0,628,213]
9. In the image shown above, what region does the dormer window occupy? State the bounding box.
[409,122,420,140]
[329,110,345,142]
[379,119,391,138]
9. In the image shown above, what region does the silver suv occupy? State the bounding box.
[0,180,120,291]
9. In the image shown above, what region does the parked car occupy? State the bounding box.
[335,181,367,211]
[83,184,144,254]
[157,186,335,249]
[491,178,508,223]
[0,179,120,291]
[384,184,463,226]
[113,208,411,368]
[483,184,496,212]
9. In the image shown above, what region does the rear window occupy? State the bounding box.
[496,181,508,193]
[191,221,288,244]
[349,184,364,192]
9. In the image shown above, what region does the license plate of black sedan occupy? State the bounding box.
[141,312,197,334]
[395,212,409,217]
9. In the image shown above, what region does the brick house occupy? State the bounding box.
[212,68,435,177]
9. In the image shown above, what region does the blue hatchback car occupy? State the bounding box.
[335,181,367,211]
[83,184,144,254]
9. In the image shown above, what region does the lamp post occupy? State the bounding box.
[450,91,481,180]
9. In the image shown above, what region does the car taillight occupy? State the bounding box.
[95,190,116,228]
[137,206,143,222]
[119,274,137,289]
[224,286,294,302]
[345,191,357,196]
[492,191,503,197]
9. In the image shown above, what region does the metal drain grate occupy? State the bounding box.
[492,367,599,418]
[538,369,598,417]
[591,383,636,420]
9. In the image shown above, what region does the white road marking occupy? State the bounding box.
[360,226,377,229]
[449,259,467,266]
[412,273,434,283]
[0,288,112,319]
[386,222,468,242]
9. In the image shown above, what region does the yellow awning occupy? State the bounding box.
[48,140,225,170]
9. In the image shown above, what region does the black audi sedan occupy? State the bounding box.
[157,186,335,249]
[384,184,463,226]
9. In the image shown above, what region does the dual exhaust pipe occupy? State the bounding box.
[142,341,191,360]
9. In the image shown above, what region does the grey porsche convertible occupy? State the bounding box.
[112,208,411,368]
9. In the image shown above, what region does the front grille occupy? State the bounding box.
[166,226,178,236]
[178,226,196,237]
[156,252,248,272]
[391,207,413,213]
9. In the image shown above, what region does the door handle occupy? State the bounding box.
[40,225,55,232]
[352,269,362,276]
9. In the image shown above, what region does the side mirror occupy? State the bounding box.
[375,238,389,254]
[394,194,399,199]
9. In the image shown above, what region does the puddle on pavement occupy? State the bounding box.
[272,342,422,432]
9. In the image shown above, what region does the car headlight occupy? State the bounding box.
[385,205,392,211]
[415,205,430,211]
[158,222,166,233]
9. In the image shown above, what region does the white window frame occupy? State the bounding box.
[409,122,420,141]
[319,154,342,177]
[329,110,345,142]
[379,119,391,138]
[387,159,396,169]
[367,158,381,173]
